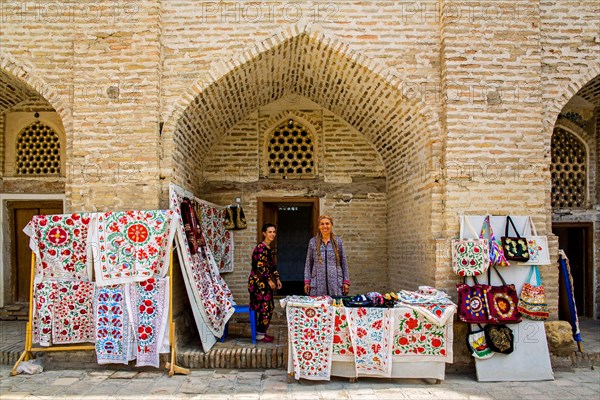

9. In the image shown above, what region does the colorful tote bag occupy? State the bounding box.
[484,324,514,354]
[501,216,529,262]
[452,216,490,276]
[485,266,521,323]
[518,266,549,320]
[480,215,510,267]
[456,277,494,324]
[524,217,551,265]
[466,324,494,360]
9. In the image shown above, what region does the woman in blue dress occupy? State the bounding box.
[303,215,350,296]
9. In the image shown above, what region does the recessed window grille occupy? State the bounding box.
[267,119,314,178]
[551,128,586,208]
[16,121,61,175]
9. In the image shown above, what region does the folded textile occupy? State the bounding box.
[91,210,177,286]
[286,304,335,381]
[397,286,453,305]
[280,295,332,308]
[126,277,170,368]
[345,307,394,377]
[95,284,135,365]
[23,213,93,283]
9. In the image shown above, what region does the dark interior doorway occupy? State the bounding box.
[552,223,594,318]
[257,197,318,296]
[8,200,63,304]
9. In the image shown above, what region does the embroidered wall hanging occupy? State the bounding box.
[32,281,57,346]
[95,284,134,365]
[126,277,170,368]
[92,210,177,286]
[52,280,95,344]
[23,213,93,282]
[196,201,234,273]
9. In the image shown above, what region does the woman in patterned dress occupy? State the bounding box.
[248,223,282,342]
[304,215,351,296]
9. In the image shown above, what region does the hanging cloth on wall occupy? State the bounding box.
[23,213,94,283]
[196,200,235,273]
[91,210,177,286]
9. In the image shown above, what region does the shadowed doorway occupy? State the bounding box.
[257,197,318,295]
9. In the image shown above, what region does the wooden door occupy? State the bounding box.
[10,201,63,303]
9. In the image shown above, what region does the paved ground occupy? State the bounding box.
[1,364,599,399]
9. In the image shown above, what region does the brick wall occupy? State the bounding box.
[0,0,598,317]
[199,98,387,302]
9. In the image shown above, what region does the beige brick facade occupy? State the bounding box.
[1,1,599,320]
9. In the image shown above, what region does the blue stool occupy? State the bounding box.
[220,305,257,344]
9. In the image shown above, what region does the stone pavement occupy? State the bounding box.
[0,364,598,400]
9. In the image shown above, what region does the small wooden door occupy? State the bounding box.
[10,201,63,303]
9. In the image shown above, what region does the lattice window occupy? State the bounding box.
[551,128,586,208]
[267,119,314,178]
[16,121,61,175]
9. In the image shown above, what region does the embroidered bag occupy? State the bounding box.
[518,265,549,320]
[524,217,551,265]
[484,324,514,354]
[486,266,522,323]
[466,324,494,360]
[501,216,530,262]
[452,216,490,276]
[480,215,510,267]
[456,276,495,324]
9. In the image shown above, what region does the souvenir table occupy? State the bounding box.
[283,295,455,383]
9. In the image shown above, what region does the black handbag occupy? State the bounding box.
[484,324,514,354]
[501,216,529,262]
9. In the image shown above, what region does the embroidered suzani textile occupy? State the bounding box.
[23,213,93,282]
[95,285,134,364]
[52,280,96,344]
[392,309,451,361]
[91,210,177,286]
[32,281,57,346]
[286,303,335,381]
[345,307,394,377]
[170,185,235,351]
[196,201,234,274]
[126,277,170,368]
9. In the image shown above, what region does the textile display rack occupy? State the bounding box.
[11,250,189,377]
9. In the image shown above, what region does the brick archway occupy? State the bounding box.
[162,24,442,291]
[0,54,71,131]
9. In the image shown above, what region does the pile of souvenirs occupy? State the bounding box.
[452,215,551,360]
